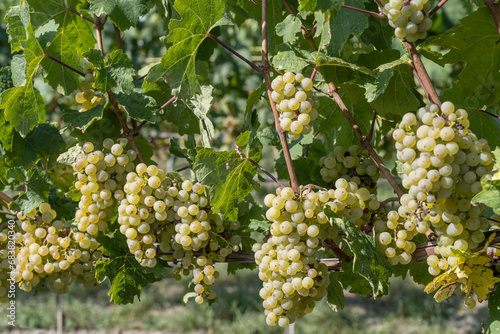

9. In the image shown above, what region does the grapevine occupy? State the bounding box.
[1,0,500,332]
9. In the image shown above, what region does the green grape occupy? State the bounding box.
[255,186,337,327]
[272,72,319,139]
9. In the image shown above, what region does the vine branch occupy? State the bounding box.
[207,33,262,72]
[93,13,144,164]
[429,0,450,17]
[485,0,500,35]
[114,24,123,50]
[66,7,94,24]
[327,83,405,198]
[44,54,85,77]
[262,0,300,195]
[340,5,385,18]
[478,109,500,120]
[403,42,441,107]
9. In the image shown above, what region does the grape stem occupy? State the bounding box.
[94,14,105,57]
[93,14,144,164]
[262,0,301,196]
[327,82,405,198]
[280,0,318,51]
[478,109,500,120]
[323,239,353,263]
[66,7,94,24]
[235,144,286,188]
[340,5,385,19]
[373,0,385,12]
[403,42,442,107]
[485,0,500,35]
[43,54,85,77]
[207,33,262,72]
[429,0,450,17]
[114,24,123,50]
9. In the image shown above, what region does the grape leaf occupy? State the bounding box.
[8,167,51,213]
[11,55,27,87]
[25,123,64,154]
[327,274,345,312]
[0,82,45,138]
[145,0,227,98]
[437,8,500,108]
[84,49,135,94]
[276,15,302,44]
[0,67,14,94]
[4,6,29,53]
[62,105,105,131]
[114,91,157,123]
[23,0,95,95]
[88,0,149,31]
[368,65,421,117]
[192,134,262,220]
[96,233,169,304]
[487,286,500,334]
[272,50,310,73]
[326,208,392,297]
[328,0,369,57]
[468,111,500,153]
[300,0,318,11]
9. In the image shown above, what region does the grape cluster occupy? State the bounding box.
[254,187,336,327]
[118,166,242,303]
[12,203,101,295]
[387,101,494,274]
[75,58,105,112]
[382,0,433,42]
[74,138,137,236]
[319,145,381,227]
[270,72,320,140]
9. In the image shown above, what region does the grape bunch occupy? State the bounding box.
[270,72,320,140]
[389,101,494,275]
[319,145,381,227]
[381,0,433,42]
[74,138,137,236]
[254,186,336,327]
[11,203,101,295]
[118,166,242,303]
[75,57,106,112]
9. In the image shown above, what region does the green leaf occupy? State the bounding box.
[0,67,14,94]
[326,208,392,297]
[84,49,136,94]
[56,144,82,166]
[145,0,227,98]
[63,105,105,131]
[0,83,45,138]
[486,285,500,334]
[96,233,169,304]
[327,274,345,312]
[11,55,27,87]
[88,0,149,31]
[272,51,310,73]
[276,15,302,44]
[192,137,262,220]
[23,0,95,94]
[8,168,51,213]
[437,8,500,108]
[369,65,420,117]
[25,123,64,154]
[330,260,373,296]
[115,91,157,123]
[133,138,155,166]
[468,112,500,152]
[300,0,317,11]
[328,0,369,57]
[4,6,29,53]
